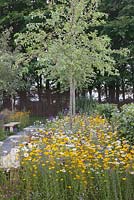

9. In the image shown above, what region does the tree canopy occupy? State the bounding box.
[0,0,133,114]
[14,0,120,126]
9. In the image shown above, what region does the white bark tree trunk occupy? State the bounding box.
[69,77,76,129]
[11,94,14,112]
[72,79,76,116]
[70,77,73,129]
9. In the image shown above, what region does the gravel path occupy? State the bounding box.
[0,125,44,169]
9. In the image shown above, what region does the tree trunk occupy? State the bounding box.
[2,92,11,110]
[11,94,14,112]
[46,79,50,90]
[109,83,115,103]
[81,89,86,97]
[104,84,108,101]
[37,75,42,102]
[116,81,120,103]
[131,65,134,100]
[18,90,27,111]
[46,79,51,108]
[57,82,60,91]
[89,90,92,99]
[88,86,93,99]
[69,77,73,129]
[132,85,134,100]
[122,79,125,101]
[97,85,101,103]
[69,77,76,129]
[72,79,75,116]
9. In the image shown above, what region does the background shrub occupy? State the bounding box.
[94,103,119,121]
[10,111,30,128]
[0,109,13,140]
[0,109,12,123]
[114,103,134,144]
[76,98,119,121]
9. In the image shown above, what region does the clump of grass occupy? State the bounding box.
[76,97,97,115]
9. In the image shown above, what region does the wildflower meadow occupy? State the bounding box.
[1,114,134,200]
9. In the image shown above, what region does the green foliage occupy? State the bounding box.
[95,103,119,120]
[0,0,133,114]
[0,109,15,140]
[100,0,134,98]
[0,129,14,141]
[0,0,47,30]
[0,0,48,101]
[76,97,97,115]
[1,168,134,200]
[0,130,7,141]
[0,115,134,199]
[15,0,117,119]
[0,109,12,123]
[0,28,23,96]
[114,103,134,144]
[29,116,46,125]
[9,111,30,128]
[15,0,116,89]
[75,98,119,121]
[45,1,116,88]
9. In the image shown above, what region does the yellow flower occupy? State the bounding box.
[19,114,134,186]
[67,186,72,189]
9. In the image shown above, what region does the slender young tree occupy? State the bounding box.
[0,28,26,111]
[45,0,116,126]
[15,0,116,127]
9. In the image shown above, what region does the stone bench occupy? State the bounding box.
[3,122,20,133]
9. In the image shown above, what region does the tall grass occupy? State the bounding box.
[76,97,97,115]
[0,168,134,200]
[0,115,134,200]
